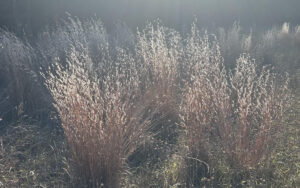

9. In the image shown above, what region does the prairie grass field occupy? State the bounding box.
[0,15,300,187]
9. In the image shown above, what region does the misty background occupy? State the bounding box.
[1,0,300,36]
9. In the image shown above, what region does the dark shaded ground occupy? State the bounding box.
[0,120,70,187]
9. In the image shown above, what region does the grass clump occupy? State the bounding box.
[180,35,292,186]
[44,46,154,187]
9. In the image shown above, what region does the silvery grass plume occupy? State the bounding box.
[0,29,42,121]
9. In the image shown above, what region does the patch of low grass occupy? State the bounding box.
[0,121,69,187]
